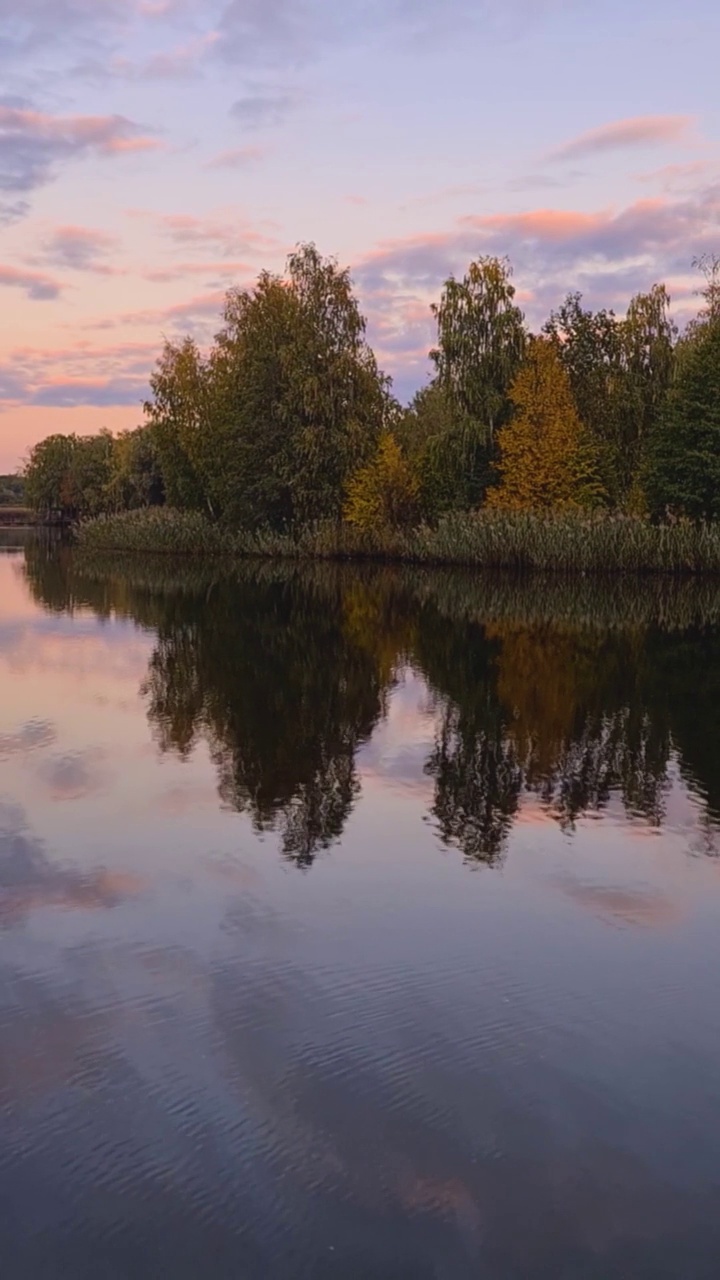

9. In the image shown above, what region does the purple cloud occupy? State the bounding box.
[0,263,61,299]
[0,102,159,194]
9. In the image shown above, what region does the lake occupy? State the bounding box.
[2,536,720,1279]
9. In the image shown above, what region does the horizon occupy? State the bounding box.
[1,0,718,473]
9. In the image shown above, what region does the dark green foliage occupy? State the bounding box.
[0,474,24,506]
[23,426,164,521]
[24,433,85,520]
[619,284,677,490]
[400,382,494,517]
[645,320,720,520]
[545,285,676,502]
[422,257,525,513]
[145,244,392,530]
[431,256,526,439]
[110,426,165,510]
[145,339,211,513]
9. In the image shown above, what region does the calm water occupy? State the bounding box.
[2,538,720,1279]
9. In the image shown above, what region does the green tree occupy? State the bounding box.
[545,286,676,502]
[399,382,493,517]
[145,338,214,513]
[70,431,115,517]
[431,256,526,439]
[24,431,130,521]
[144,245,391,531]
[0,474,24,506]
[644,319,720,520]
[214,244,391,528]
[618,284,676,492]
[545,291,624,497]
[210,266,307,529]
[24,434,79,520]
[427,256,526,512]
[487,337,604,510]
[107,426,165,511]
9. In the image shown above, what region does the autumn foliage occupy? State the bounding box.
[344,431,420,531]
[487,338,604,511]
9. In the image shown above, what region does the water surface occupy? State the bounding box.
[2,539,720,1278]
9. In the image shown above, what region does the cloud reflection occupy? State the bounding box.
[0,718,56,757]
[0,799,144,925]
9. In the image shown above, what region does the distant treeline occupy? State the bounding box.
[0,474,25,507]
[22,244,720,532]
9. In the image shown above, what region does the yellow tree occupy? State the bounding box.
[487,337,604,510]
[344,430,420,531]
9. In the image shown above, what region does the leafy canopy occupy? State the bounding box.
[431,255,526,440]
[146,243,392,530]
[644,318,720,521]
[545,285,676,502]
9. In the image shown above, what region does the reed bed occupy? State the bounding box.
[77,506,720,575]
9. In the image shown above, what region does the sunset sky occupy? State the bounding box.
[1,0,718,472]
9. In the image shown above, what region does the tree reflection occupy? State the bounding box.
[141,571,389,865]
[22,545,720,867]
[415,613,522,865]
[427,711,522,865]
[488,626,672,829]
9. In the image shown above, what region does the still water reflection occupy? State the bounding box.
[2,538,720,1277]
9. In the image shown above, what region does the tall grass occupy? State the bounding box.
[77,506,720,575]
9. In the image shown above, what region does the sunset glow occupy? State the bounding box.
[1,0,718,470]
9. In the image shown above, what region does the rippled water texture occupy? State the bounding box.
[2,536,720,1278]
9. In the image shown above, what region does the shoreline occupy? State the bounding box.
[72,507,720,577]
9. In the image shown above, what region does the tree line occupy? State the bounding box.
[0,474,25,506]
[22,243,720,528]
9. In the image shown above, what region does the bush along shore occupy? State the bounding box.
[76,507,720,575]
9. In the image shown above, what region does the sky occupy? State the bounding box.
[0,0,718,472]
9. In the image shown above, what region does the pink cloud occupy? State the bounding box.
[0,338,162,412]
[102,136,159,154]
[142,260,254,283]
[357,186,720,292]
[204,146,264,170]
[0,105,158,153]
[0,264,62,300]
[634,160,718,194]
[35,224,121,274]
[157,212,279,256]
[96,29,221,82]
[353,181,720,396]
[139,29,219,77]
[465,208,604,240]
[549,114,695,162]
[90,290,228,332]
[0,104,160,194]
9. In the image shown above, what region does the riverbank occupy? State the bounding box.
[0,508,70,528]
[74,507,720,575]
